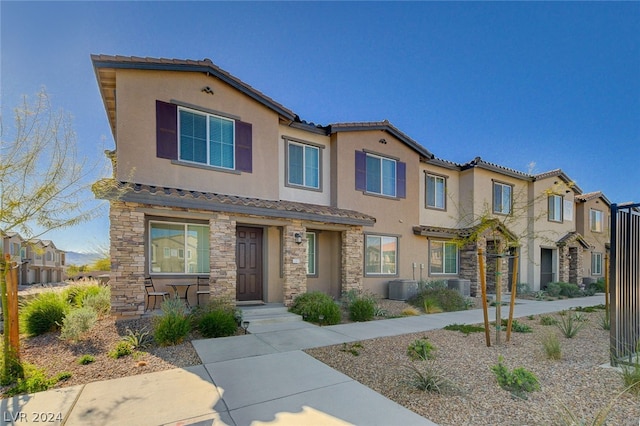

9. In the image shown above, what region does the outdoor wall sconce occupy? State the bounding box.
[294,232,303,244]
[241,321,250,334]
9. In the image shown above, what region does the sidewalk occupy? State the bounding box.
[1,295,605,426]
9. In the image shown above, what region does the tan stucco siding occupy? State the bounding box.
[278,125,332,205]
[114,69,281,199]
[332,130,427,296]
[306,230,341,299]
[266,227,284,303]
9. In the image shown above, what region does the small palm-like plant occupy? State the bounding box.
[402,362,451,393]
[557,313,586,338]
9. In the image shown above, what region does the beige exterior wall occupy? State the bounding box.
[278,125,332,206]
[114,69,281,199]
[419,162,461,229]
[266,226,284,303]
[306,230,342,299]
[332,130,427,296]
[577,197,610,279]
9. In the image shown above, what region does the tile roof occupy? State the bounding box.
[329,120,434,159]
[533,169,583,194]
[461,157,532,180]
[575,191,611,206]
[107,181,376,226]
[557,232,591,249]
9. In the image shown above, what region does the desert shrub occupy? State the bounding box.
[598,309,610,330]
[77,355,95,365]
[20,292,69,336]
[557,282,582,298]
[403,362,452,393]
[545,282,561,297]
[122,327,153,350]
[620,360,640,396]
[409,288,466,312]
[588,278,606,294]
[557,313,586,338]
[289,292,341,325]
[4,363,70,397]
[349,298,375,322]
[491,355,540,398]
[340,342,363,356]
[401,307,421,316]
[541,333,562,360]
[108,341,133,359]
[417,279,447,292]
[59,307,98,341]
[540,315,559,326]
[62,283,102,307]
[423,298,443,314]
[443,323,485,335]
[407,338,436,361]
[499,318,532,333]
[516,283,531,295]
[82,285,111,317]
[572,304,606,313]
[153,298,191,346]
[196,309,238,338]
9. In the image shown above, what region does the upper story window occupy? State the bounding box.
[430,241,458,275]
[156,100,252,173]
[493,181,512,215]
[150,220,209,274]
[355,151,406,199]
[548,194,563,222]
[365,235,398,275]
[426,173,446,210]
[179,108,235,169]
[287,141,320,190]
[590,209,604,232]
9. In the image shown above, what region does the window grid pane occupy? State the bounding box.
[306,232,316,275]
[304,146,319,188]
[382,158,396,196]
[366,156,381,194]
[150,222,209,274]
[288,144,304,185]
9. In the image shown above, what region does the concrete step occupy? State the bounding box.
[240,304,302,325]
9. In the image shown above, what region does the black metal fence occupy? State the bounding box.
[610,202,640,365]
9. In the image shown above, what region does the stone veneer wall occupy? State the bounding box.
[210,213,237,301]
[282,220,308,306]
[341,226,364,294]
[558,243,584,285]
[109,201,146,318]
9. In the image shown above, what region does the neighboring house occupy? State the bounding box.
[576,191,611,284]
[91,55,610,318]
[0,232,66,285]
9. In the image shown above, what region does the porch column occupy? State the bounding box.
[459,241,480,297]
[109,201,146,319]
[210,213,237,302]
[283,220,307,306]
[558,245,569,283]
[341,226,364,293]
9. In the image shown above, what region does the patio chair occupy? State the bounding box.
[144,277,169,311]
[196,276,211,306]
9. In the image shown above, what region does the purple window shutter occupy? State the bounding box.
[235,120,252,173]
[355,150,366,191]
[156,100,178,159]
[397,161,406,198]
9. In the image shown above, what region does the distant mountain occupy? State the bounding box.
[65,251,101,266]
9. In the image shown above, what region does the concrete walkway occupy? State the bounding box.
[0,295,605,426]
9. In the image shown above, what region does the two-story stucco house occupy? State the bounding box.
[1,232,66,285]
[92,55,610,318]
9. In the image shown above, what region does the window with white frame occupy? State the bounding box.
[366,154,397,197]
[426,174,446,209]
[493,182,512,215]
[430,241,458,274]
[591,252,602,275]
[548,194,563,222]
[365,235,397,275]
[306,232,317,275]
[179,107,235,169]
[590,209,604,232]
[287,141,320,189]
[150,221,209,274]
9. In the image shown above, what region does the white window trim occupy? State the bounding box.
[590,209,604,233]
[429,240,459,275]
[177,106,236,170]
[592,252,603,276]
[366,153,397,198]
[548,194,563,223]
[287,141,320,190]
[493,181,512,215]
[149,220,209,275]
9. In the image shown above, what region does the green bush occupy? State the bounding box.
[557,313,586,338]
[540,315,559,326]
[62,283,102,307]
[349,298,376,322]
[122,327,153,350]
[20,292,69,336]
[289,292,341,325]
[545,282,561,297]
[516,283,531,295]
[417,279,447,291]
[403,362,451,393]
[82,285,111,317]
[59,307,98,341]
[499,318,532,333]
[4,363,70,397]
[541,333,562,360]
[491,356,540,398]
[77,355,95,365]
[196,309,238,338]
[443,323,485,335]
[409,288,467,312]
[407,338,436,361]
[153,298,191,346]
[558,282,582,298]
[108,341,133,359]
[589,278,606,294]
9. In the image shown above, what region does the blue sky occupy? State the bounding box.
[2,1,639,254]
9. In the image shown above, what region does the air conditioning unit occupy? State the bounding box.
[388,279,418,301]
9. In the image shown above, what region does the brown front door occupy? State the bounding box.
[236,226,263,301]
